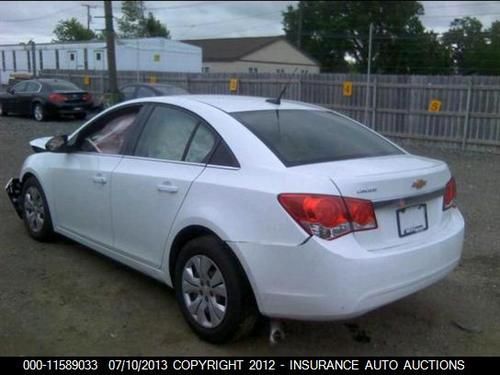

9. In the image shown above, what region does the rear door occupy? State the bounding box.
[51,104,145,247]
[111,104,218,267]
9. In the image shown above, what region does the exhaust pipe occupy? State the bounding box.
[269,320,285,344]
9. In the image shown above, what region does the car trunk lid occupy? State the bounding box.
[290,154,451,250]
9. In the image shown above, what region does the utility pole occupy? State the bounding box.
[104,0,119,103]
[82,4,97,31]
[297,4,303,49]
[364,23,373,124]
[30,40,37,77]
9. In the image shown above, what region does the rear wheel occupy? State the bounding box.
[21,177,54,241]
[33,103,46,122]
[174,236,257,344]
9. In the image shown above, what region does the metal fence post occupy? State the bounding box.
[462,80,472,151]
[371,77,377,129]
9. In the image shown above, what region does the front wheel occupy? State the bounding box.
[174,236,257,344]
[0,101,8,116]
[21,177,54,241]
[33,103,46,122]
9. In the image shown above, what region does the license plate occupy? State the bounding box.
[396,203,428,237]
[73,107,82,111]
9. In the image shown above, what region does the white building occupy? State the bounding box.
[183,36,320,74]
[0,38,202,85]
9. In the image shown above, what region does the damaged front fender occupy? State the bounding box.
[5,178,23,219]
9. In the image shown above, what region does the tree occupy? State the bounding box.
[118,1,170,38]
[53,17,96,42]
[282,1,451,74]
[142,12,170,38]
[443,17,488,75]
[484,21,500,75]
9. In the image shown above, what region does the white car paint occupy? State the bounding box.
[16,95,464,320]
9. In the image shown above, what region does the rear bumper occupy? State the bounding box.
[46,102,92,114]
[228,208,464,320]
[5,178,22,218]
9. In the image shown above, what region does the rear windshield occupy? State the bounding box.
[48,81,80,91]
[231,110,402,166]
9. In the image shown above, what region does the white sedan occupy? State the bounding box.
[5,95,464,343]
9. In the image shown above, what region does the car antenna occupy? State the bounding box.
[266,68,298,105]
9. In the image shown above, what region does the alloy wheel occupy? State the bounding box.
[24,186,45,233]
[34,105,43,121]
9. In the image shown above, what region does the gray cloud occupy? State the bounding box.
[0,1,499,45]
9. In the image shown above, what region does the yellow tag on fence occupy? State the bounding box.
[153,54,160,62]
[229,78,239,92]
[83,75,91,85]
[343,81,353,97]
[428,99,442,113]
[149,75,157,84]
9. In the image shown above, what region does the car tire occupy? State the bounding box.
[0,102,7,116]
[75,112,87,120]
[174,235,258,344]
[21,176,54,241]
[33,103,47,122]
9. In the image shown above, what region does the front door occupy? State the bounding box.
[52,105,144,247]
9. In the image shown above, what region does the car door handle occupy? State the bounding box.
[92,174,107,184]
[157,182,178,193]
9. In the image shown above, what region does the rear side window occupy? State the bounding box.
[231,110,402,166]
[185,124,216,163]
[121,86,136,100]
[134,106,198,161]
[136,86,156,98]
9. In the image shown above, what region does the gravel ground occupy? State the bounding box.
[0,114,499,355]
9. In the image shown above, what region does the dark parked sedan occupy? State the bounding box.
[99,83,189,110]
[120,83,188,100]
[0,79,93,121]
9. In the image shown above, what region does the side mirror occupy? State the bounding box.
[45,135,69,153]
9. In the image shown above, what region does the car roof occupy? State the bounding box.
[138,94,327,113]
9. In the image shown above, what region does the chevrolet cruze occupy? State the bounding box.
[5,95,464,343]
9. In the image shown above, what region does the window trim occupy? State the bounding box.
[129,103,220,165]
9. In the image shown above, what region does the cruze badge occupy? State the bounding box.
[412,179,427,190]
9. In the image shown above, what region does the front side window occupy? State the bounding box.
[13,81,27,93]
[79,107,141,154]
[231,110,402,166]
[134,106,199,161]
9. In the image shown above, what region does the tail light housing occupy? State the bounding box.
[82,93,92,102]
[443,177,457,210]
[48,93,67,104]
[278,194,377,240]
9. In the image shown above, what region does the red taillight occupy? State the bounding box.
[82,93,92,102]
[278,194,377,240]
[48,93,67,104]
[443,177,457,210]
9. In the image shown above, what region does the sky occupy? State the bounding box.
[0,1,499,44]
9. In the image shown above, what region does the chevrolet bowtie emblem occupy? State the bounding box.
[412,179,427,190]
